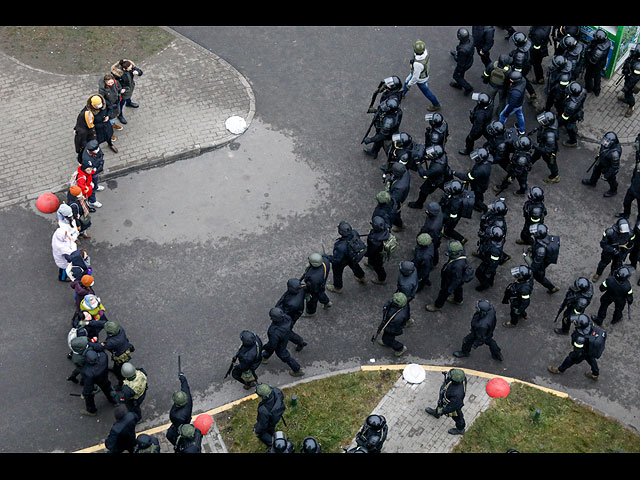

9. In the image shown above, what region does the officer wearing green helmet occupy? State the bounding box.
[402,40,441,111]
[301,252,332,317]
[426,240,472,312]
[118,361,148,422]
[413,233,436,292]
[167,370,193,446]
[372,292,411,356]
[425,368,467,435]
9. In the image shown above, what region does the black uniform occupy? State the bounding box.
[439,186,465,243]
[355,416,388,453]
[621,64,640,113]
[426,370,467,433]
[460,96,493,155]
[386,164,411,229]
[363,98,403,159]
[326,230,366,291]
[275,278,306,324]
[618,134,640,218]
[80,349,118,414]
[593,272,633,325]
[134,434,161,453]
[556,324,600,377]
[231,330,263,388]
[174,425,203,453]
[474,227,505,291]
[457,301,502,360]
[375,298,411,353]
[509,36,536,97]
[583,133,622,196]
[413,238,436,292]
[544,60,572,113]
[529,234,558,292]
[105,407,138,453]
[302,255,332,314]
[482,55,511,119]
[261,308,303,374]
[451,29,475,94]
[453,150,492,212]
[100,323,135,388]
[433,251,470,309]
[409,147,451,209]
[167,373,193,446]
[496,149,532,195]
[418,202,444,266]
[254,386,286,447]
[584,31,611,96]
[502,269,534,326]
[472,26,495,67]
[518,194,547,245]
[559,82,586,146]
[595,221,633,278]
[530,119,560,181]
[366,216,390,283]
[424,114,449,149]
[372,194,400,231]
[555,279,594,334]
[528,26,552,83]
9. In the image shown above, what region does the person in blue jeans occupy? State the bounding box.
[499,70,527,134]
[403,40,441,111]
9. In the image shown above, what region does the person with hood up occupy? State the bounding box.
[419,202,444,266]
[80,349,118,416]
[365,215,391,285]
[373,292,412,357]
[64,248,92,283]
[275,278,307,324]
[402,40,441,111]
[326,221,367,294]
[453,299,503,361]
[426,241,471,312]
[396,261,419,304]
[52,227,77,282]
[230,330,264,389]
[105,405,138,453]
[253,383,286,448]
[261,307,305,377]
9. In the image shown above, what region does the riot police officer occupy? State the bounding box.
[386,132,425,173]
[450,27,475,95]
[453,147,493,213]
[584,28,611,96]
[559,81,586,148]
[528,26,552,84]
[453,299,503,361]
[418,201,444,266]
[591,265,634,326]
[508,31,536,100]
[424,112,449,148]
[261,307,305,377]
[413,233,436,292]
[367,75,403,113]
[302,253,332,315]
[483,120,509,172]
[544,56,572,113]
[373,292,411,357]
[363,97,402,159]
[592,218,633,282]
[118,362,148,422]
[516,186,547,245]
[425,368,467,435]
[385,161,411,231]
[472,26,495,67]
[482,54,511,118]
[408,145,452,209]
[560,35,585,80]
[459,92,493,155]
[230,330,263,389]
[355,414,388,453]
[439,179,467,244]
[426,241,471,312]
[325,221,367,294]
[619,61,640,117]
[372,190,400,231]
[396,261,419,305]
[617,133,640,220]
[582,131,622,197]
[493,136,532,196]
[554,277,594,335]
[474,226,505,291]
[530,111,560,183]
[548,314,601,380]
[365,216,390,285]
[478,199,509,263]
[269,431,295,453]
[526,223,560,293]
[502,265,534,328]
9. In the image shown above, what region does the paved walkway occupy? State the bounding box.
[1,27,638,453]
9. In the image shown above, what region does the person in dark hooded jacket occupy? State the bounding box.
[413,233,436,291]
[365,216,390,285]
[275,278,307,324]
[426,241,471,312]
[100,321,135,388]
[80,349,118,416]
[231,330,263,389]
[64,249,91,283]
[385,162,411,231]
[261,307,304,377]
[419,202,444,266]
[326,221,367,294]
[166,372,193,446]
[302,253,332,316]
[372,190,400,231]
[254,383,286,448]
[396,261,419,304]
[105,405,138,453]
[373,292,411,357]
[133,433,161,453]
[453,300,503,360]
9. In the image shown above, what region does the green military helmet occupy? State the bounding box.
[121,362,137,380]
[179,424,196,438]
[256,383,272,398]
[417,233,432,246]
[308,253,323,267]
[172,390,188,407]
[376,191,391,204]
[70,336,89,354]
[392,292,407,307]
[449,368,466,383]
[104,321,120,335]
[447,240,464,259]
[414,40,426,55]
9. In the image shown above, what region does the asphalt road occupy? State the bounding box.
[1,26,639,452]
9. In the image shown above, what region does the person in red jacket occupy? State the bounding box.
[75,158,102,208]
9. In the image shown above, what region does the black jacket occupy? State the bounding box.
[102,325,134,358]
[254,387,285,436]
[377,301,410,337]
[236,331,263,372]
[388,170,411,204]
[169,374,193,428]
[600,276,633,303]
[275,279,306,321]
[302,256,331,295]
[469,306,497,345]
[456,39,474,69]
[265,310,295,351]
[105,411,138,453]
[440,256,469,294]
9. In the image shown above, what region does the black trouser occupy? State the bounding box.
[533,267,556,291]
[84,376,117,413]
[520,222,534,245]
[476,47,491,67]
[559,118,579,144]
[509,300,529,325]
[461,332,502,359]
[443,217,464,242]
[475,262,497,290]
[465,129,484,152]
[435,284,463,308]
[623,88,636,108]
[621,188,640,217]
[558,350,599,376]
[416,264,433,292]
[452,65,474,92]
[305,290,330,314]
[596,251,620,276]
[499,171,528,194]
[588,163,618,193]
[262,342,301,372]
[367,251,386,282]
[585,63,604,96]
[473,188,488,212]
[595,295,627,324]
[531,50,546,82]
[531,149,559,178]
[381,331,404,352]
[413,182,439,208]
[447,408,466,431]
[231,364,258,386]
[332,261,365,289]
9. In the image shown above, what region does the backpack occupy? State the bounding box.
[346,233,367,264]
[460,189,476,219]
[543,235,560,264]
[588,325,607,359]
[382,234,398,262]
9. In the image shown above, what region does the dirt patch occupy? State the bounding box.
[0,26,174,75]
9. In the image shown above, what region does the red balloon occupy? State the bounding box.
[36,193,60,214]
[194,414,213,435]
[486,377,510,398]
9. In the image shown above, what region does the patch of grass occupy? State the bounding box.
[216,370,400,453]
[453,383,640,453]
[0,26,174,75]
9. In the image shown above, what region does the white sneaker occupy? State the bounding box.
[88,201,102,208]
[96,185,105,191]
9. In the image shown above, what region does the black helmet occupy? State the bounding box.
[424,144,444,160]
[561,35,577,49]
[470,147,490,163]
[473,92,491,106]
[573,276,591,292]
[476,299,492,313]
[594,29,608,43]
[573,314,592,335]
[366,414,386,431]
[391,162,407,178]
[444,179,463,195]
[551,55,567,69]
[380,97,400,112]
[615,266,632,281]
[457,28,470,41]
[511,265,532,280]
[509,70,523,82]
[399,261,415,276]
[301,436,321,453]
[338,221,352,237]
[383,75,402,91]
[615,217,631,234]
[426,112,444,127]
[392,132,412,149]
[515,136,531,151]
[486,120,505,137]
[530,223,548,239]
[429,131,444,146]
[567,81,583,97]
[514,154,530,168]
[490,226,505,240]
[536,111,556,127]
[529,186,544,201]
[511,32,528,48]
[365,434,382,451]
[490,199,508,216]
[530,206,544,221]
[272,431,289,453]
[601,131,619,149]
[573,297,590,314]
[426,201,441,216]
[497,54,512,68]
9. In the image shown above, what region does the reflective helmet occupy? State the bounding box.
[426,201,441,216]
[561,35,577,50]
[457,28,470,41]
[424,144,444,160]
[515,136,531,151]
[366,434,382,451]
[511,265,532,280]
[511,32,528,48]
[567,81,583,97]
[509,70,523,82]
[392,132,412,149]
[473,92,491,106]
[399,261,415,276]
[497,54,512,68]
[366,414,386,431]
[338,221,352,237]
[269,307,285,321]
[301,436,321,453]
[392,292,408,307]
[383,76,402,91]
[376,190,391,204]
[573,314,592,335]
[470,147,490,163]
[380,97,400,112]
[490,226,505,240]
[615,266,632,281]
[559,73,571,86]
[530,223,548,239]
[530,206,544,221]
[308,253,323,267]
[426,112,444,127]
[552,55,567,69]
[536,111,556,127]
[601,131,619,148]
[413,40,426,55]
[615,218,631,234]
[429,131,444,146]
[514,154,530,168]
[529,186,544,201]
[490,199,508,216]
[417,233,432,246]
[486,120,505,137]
[573,276,591,292]
[573,297,590,314]
[444,179,463,195]
[594,29,608,43]
[272,431,289,453]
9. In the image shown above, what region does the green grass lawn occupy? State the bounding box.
[216,371,640,453]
